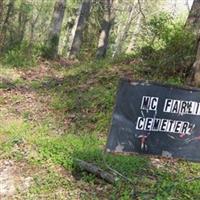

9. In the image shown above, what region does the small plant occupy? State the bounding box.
[3,41,38,68]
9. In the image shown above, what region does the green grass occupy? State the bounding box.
[0,60,200,199]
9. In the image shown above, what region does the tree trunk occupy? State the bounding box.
[0,0,4,48]
[62,26,71,56]
[96,0,115,59]
[28,6,42,55]
[187,0,200,85]
[17,2,29,44]
[0,0,4,22]
[62,15,76,56]
[112,5,136,58]
[126,13,142,53]
[68,0,92,59]
[1,0,14,32]
[46,0,66,59]
[185,0,200,33]
[0,0,14,52]
[191,39,200,86]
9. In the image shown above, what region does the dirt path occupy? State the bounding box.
[0,64,113,199]
[0,65,54,198]
[0,160,33,199]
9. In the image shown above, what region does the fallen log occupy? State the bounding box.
[75,159,118,184]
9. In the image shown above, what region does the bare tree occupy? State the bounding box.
[96,0,116,59]
[68,0,92,59]
[45,0,66,59]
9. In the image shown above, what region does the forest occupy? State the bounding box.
[1,0,200,199]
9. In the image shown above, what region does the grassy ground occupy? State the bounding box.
[0,59,200,199]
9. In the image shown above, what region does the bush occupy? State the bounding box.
[139,12,196,77]
[3,41,39,68]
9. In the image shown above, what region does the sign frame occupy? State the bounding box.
[106,79,200,162]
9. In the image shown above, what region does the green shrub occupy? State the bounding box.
[41,35,59,59]
[139,12,196,77]
[3,41,38,68]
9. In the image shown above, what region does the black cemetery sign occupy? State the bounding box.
[106,79,200,162]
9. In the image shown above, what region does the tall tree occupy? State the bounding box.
[68,0,92,59]
[126,13,142,53]
[185,0,200,33]
[186,0,200,85]
[0,0,3,21]
[112,4,137,58]
[45,0,66,59]
[0,0,15,52]
[17,1,30,44]
[62,9,77,56]
[96,0,116,59]
[1,0,14,32]
[0,0,4,47]
[191,41,200,86]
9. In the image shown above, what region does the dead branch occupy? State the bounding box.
[75,159,118,184]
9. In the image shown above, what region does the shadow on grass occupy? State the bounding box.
[71,147,200,199]
[71,148,150,181]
